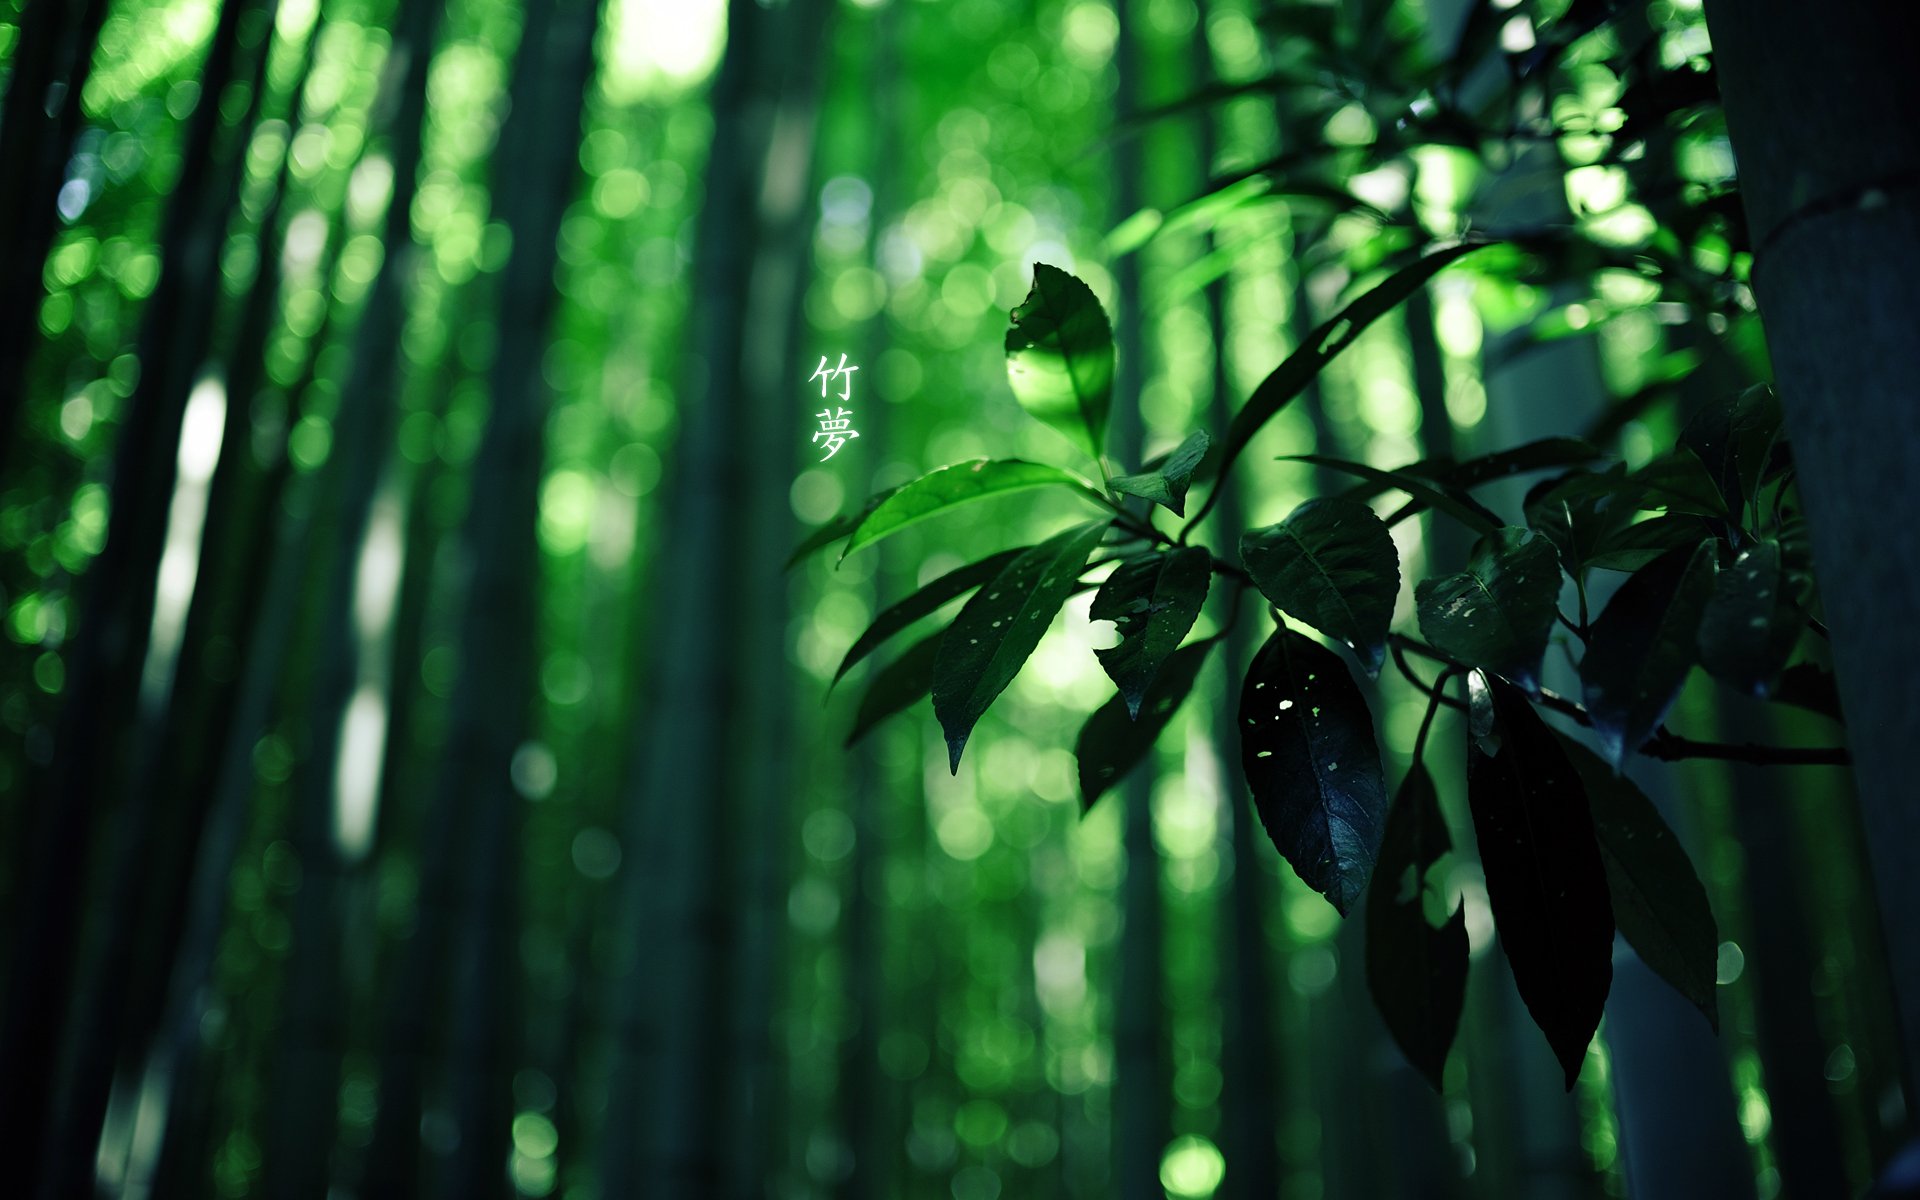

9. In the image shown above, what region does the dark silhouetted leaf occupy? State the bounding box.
[1077,640,1215,811]
[1239,622,1389,915]
[1632,448,1731,520]
[1586,514,1715,573]
[841,459,1103,560]
[1466,673,1614,1089]
[833,548,1026,688]
[1090,547,1212,718]
[934,521,1108,772]
[1772,663,1844,722]
[1525,465,1640,579]
[1005,264,1114,462]
[1109,430,1211,516]
[1365,762,1469,1090]
[1581,540,1717,767]
[1209,238,1494,489]
[1681,384,1780,523]
[1698,539,1803,698]
[1560,736,1719,1031]
[845,630,941,748]
[1240,498,1400,677]
[1415,526,1562,693]
[1282,455,1503,535]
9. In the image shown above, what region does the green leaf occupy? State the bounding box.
[1240,497,1401,676]
[1580,540,1718,768]
[1631,448,1732,521]
[1210,239,1494,488]
[1350,437,1605,521]
[1005,264,1115,462]
[840,459,1103,561]
[934,521,1109,772]
[844,630,941,748]
[787,484,901,569]
[1239,621,1389,915]
[1697,539,1803,698]
[1109,430,1211,516]
[1365,762,1469,1091]
[1415,526,1562,693]
[1585,514,1716,573]
[1559,735,1720,1031]
[1076,640,1215,811]
[1466,673,1614,1090]
[1524,466,1641,579]
[833,548,1026,689]
[1090,547,1212,718]
[1681,384,1781,525]
[1281,455,1502,535]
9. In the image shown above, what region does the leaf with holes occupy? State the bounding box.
[840,459,1104,561]
[1697,539,1803,698]
[1240,497,1400,676]
[1466,673,1613,1089]
[1005,264,1114,462]
[1365,762,1469,1090]
[1581,540,1717,767]
[1090,547,1212,718]
[1239,622,1389,914]
[1077,640,1214,811]
[1109,430,1211,516]
[933,520,1109,772]
[1559,735,1719,1031]
[833,549,1026,689]
[1415,526,1562,693]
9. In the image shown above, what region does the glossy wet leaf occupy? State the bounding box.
[1239,623,1389,915]
[1209,238,1494,488]
[1560,736,1719,1031]
[1077,640,1215,811]
[845,630,941,748]
[833,548,1026,688]
[1109,429,1211,516]
[933,521,1109,772]
[1697,539,1802,697]
[1240,498,1400,677]
[1581,540,1717,767]
[1466,673,1613,1089]
[1090,547,1212,718]
[1004,264,1114,462]
[1365,762,1469,1090]
[1415,526,1562,693]
[1282,455,1502,535]
[840,459,1103,560]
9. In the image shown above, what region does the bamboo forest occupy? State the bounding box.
[4,0,1920,1195]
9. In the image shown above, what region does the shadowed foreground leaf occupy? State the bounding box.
[1240,497,1400,676]
[845,630,941,748]
[1467,673,1613,1089]
[934,520,1108,772]
[1076,640,1214,811]
[1415,526,1562,693]
[1365,762,1469,1090]
[1560,736,1720,1031]
[1581,539,1717,766]
[1090,546,1211,718]
[833,548,1025,688]
[1697,538,1802,697]
[1005,264,1114,462]
[1239,621,1388,915]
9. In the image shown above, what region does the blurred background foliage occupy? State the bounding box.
[0,0,1908,1196]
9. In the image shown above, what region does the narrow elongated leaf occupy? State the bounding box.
[1210,239,1494,487]
[1466,673,1614,1089]
[1240,498,1400,676]
[934,521,1109,772]
[787,483,901,569]
[1239,623,1389,914]
[1559,735,1719,1031]
[833,548,1026,688]
[1415,527,1562,693]
[1365,762,1469,1090]
[1005,264,1114,461]
[1697,539,1802,697]
[1090,547,1212,717]
[840,459,1103,560]
[1350,437,1605,521]
[1108,430,1211,516]
[845,630,941,748]
[1581,540,1717,767]
[1077,640,1214,810]
[1282,455,1502,535]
